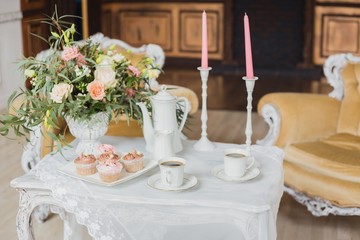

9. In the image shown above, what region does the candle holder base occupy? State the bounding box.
[194,66,215,152]
[242,76,258,155]
[194,136,216,151]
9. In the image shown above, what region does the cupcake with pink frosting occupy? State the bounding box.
[74,153,97,176]
[98,152,121,163]
[96,159,123,183]
[122,149,144,173]
[98,144,116,155]
[97,144,121,163]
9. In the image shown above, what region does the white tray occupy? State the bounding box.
[58,158,158,186]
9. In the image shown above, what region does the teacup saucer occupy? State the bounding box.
[147,174,198,192]
[212,165,260,182]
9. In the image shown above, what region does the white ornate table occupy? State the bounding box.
[11,136,284,240]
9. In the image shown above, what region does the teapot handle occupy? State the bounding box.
[176,97,190,132]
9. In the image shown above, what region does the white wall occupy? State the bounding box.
[0,0,23,111]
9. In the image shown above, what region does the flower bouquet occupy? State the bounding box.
[0,13,160,152]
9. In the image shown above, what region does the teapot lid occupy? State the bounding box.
[153,85,176,101]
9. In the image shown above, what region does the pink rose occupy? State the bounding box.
[128,65,141,77]
[87,80,105,100]
[62,46,79,61]
[95,65,117,89]
[50,83,73,103]
[126,88,135,97]
[98,144,116,155]
[76,53,87,66]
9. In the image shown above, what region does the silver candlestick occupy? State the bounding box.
[194,67,215,151]
[242,76,258,154]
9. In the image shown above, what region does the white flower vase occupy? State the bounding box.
[65,112,110,155]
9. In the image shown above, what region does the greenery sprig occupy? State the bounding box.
[0,11,161,152]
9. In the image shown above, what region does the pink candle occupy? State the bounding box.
[201,10,208,68]
[244,13,254,79]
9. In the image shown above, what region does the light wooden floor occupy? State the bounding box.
[1,110,360,240]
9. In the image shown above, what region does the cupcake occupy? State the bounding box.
[122,149,144,173]
[74,153,97,176]
[97,144,121,163]
[96,159,123,183]
[98,152,121,163]
[97,144,117,155]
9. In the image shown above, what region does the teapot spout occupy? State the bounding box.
[137,102,154,152]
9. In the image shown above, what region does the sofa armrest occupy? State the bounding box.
[257,93,341,148]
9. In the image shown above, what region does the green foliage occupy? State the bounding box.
[0,11,162,151]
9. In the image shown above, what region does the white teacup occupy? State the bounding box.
[223,148,255,177]
[159,157,186,187]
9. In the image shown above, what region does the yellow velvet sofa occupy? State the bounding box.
[13,33,198,172]
[257,53,360,216]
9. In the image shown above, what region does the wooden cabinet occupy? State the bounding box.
[21,0,80,57]
[118,11,172,51]
[179,10,221,57]
[21,0,49,57]
[313,1,360,64]
[102,2,224,60]
[22,14,49,57]
[21,0,46,11]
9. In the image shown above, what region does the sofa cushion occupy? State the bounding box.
[337,63,360,135]
[285,133,360,183]
[284,161,360,207]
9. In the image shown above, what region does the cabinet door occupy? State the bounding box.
[21,0,45,12]
[117,11,172,51]
[179,10,222,59]
[21,0,80,57]
[313,6,360,65]
[21,0,48,57]
[101,2,224,60]
[22,14,49,57]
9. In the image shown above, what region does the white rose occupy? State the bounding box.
[147,69,160,79]
[82,65,91,76]
[99,56,114,66]
[24,69,35,78]
[95,66,117,89]
[112,53,125,62]
[74,66,82,77]
[50,83,73,103]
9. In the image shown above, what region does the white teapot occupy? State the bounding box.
[153,130,175,160]
[137,85,190,153]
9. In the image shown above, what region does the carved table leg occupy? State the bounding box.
[16,190,35,240]
[20,126,50,224]
[15,187,86,240]
[33,205,50,223]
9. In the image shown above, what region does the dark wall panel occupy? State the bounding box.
[233,0,305,69]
